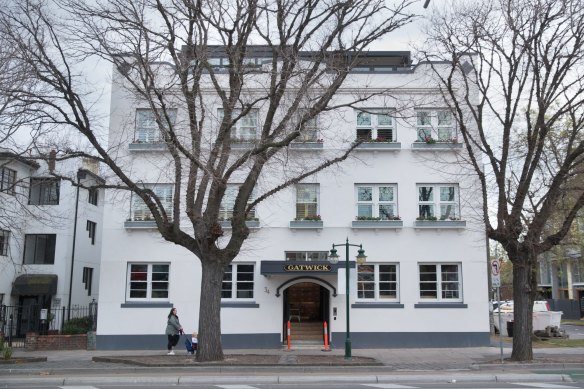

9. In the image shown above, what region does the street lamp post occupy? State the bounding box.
[328,238,366,360]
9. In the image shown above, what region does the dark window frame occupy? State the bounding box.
[83,267,93,295]
[86,220,97,245]
[0,167,17,195]
[0,229,9,256]
[28,177,60,205]
[23,234,56,264]
[88,188,98,206]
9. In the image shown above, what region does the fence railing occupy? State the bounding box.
[0,301,97,348]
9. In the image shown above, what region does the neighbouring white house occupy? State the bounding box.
[97,49,489,350]
[0,150,104,338]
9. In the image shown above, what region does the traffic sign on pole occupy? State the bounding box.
[491,258,501,287]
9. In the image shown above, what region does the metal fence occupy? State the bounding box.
[0,301,98,348]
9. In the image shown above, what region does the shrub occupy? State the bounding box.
[63,317,93,335]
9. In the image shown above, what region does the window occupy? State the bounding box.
[88,188,98,205]
[83,267,94,295]
[131,184,174,221]
[417,184,460,220]
[295,112,319,142]
[23,234,56,264]
[0,167,16,195]
[126,263,169,301]
[29,178,60,205]
[357,264,399,301]
[419,263,462,301]
[0,230,9,256]
[135,108,177,143]
[296,184,319,220]
[218,108,259,142]
[416,110,455,142]
[218,184,257,221]
[222,263,254,299]
[356,110,394,142]
[356,184,398,219]
[285,251,328,261]
[86,220,96,245]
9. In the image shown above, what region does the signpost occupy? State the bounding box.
[491,258,503,363]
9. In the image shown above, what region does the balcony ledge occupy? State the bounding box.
[219,220,260,229]
[128,142,167,151]
[289,220,323,229]
[124,220,158,229]
[411,142,463,150]
[414,220,466,229]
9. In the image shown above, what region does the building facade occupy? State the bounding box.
[0,151,104,337]
[97,50,489,350]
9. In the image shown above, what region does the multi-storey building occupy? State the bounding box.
[0,151,104,337]
[97,50,489,350]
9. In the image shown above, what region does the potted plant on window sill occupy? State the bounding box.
[128,139,167,151]
[356,137,401,150]
[290,139,324,149]
[289,215,323,228]
[219,217,260,228]
[414,216,466,228]
[352,215,403,228]
[412,137,462,149]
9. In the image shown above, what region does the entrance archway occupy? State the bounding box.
[282,282,330,343]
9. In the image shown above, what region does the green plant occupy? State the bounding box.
[295,215,321,221]
[0,338,11,360]
[63,317,93,335]
[416,216,438,221]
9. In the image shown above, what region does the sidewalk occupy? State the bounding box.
[2,343,584,386]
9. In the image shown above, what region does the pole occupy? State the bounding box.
[286,320,291,352]
[344,238,351,360]
[497,286,503,363]
[67,172,82,321]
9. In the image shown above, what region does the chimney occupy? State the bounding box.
[82,158,99,175]
[48,150,56,172]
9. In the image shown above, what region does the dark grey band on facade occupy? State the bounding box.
[414,303,468,308]
[220,302,260,308]
[120,302,173,308]
[352,303,405,308]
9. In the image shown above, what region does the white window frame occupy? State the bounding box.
[135,108,177,144]
[131,184,174,221]
[356,110,395,142]
[295,184,320,220]
[416,110,456,142]
[218,108,260,142]
[126,263,170,301]
[419,263,462,302]
[285,251,328,261]
[218,184,257,221]
[295,111,319,142]
[417,184,460,220]
[355,184,398,220]
[0,167,16,195]
[222,263,255,300]
[357,263,399,301]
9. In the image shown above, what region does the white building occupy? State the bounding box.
[0,151,104,337]
[97,50,489,350]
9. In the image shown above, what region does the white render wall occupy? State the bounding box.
[97,59,489,348]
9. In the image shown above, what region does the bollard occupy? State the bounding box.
[287,320,291,352]
[322,321,331,352]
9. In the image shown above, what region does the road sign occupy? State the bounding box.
[491,258,501,287]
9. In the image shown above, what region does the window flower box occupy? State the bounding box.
[411,141,463,150]
[128,142,167,151]
[290,142,324,150]
[356,142,401,151]
[219,220,260,229]
[289,220,323,229]
[414,220,467,229]
[124,220,158,229]
[352,220,403,229]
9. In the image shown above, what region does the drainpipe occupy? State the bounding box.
[67,169,85,320]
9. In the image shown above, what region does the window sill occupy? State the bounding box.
[121,302,173,308]
[289,142,324,150]
[231,143,257,150]
[414,220,466,229]
[289,220,323,229]
[219,220,260,229]
[128,142,167,151]
[221,302,260,308]
[355,142,401,151]
[414,302,467,309]
[124,220,158,229]
[352,303,404,309]
[411,142,463,150]
[352,220,403,229]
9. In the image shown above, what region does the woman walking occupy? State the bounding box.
[165,307,183,355]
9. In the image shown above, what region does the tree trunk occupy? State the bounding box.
[510,255,535,361]
[197,258,225,361]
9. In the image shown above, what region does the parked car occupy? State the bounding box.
[492,300,561,336]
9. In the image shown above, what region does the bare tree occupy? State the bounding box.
[422,0,584,360]
[0,0,416,360]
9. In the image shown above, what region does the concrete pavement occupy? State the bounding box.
[1,343,584,386]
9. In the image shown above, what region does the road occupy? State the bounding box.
[564,324,584,339]
[5,382,584,389]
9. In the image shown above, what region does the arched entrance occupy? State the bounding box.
[282,282,330,343]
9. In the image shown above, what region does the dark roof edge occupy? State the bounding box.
[0,152,41,169]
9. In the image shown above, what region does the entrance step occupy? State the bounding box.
[282,340,326,351]
[289,321,325,341]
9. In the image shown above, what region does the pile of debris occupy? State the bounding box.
[534,325,568,339]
